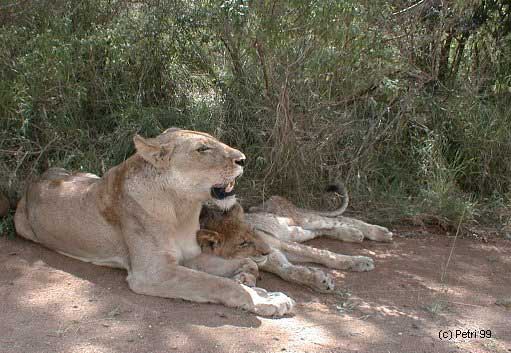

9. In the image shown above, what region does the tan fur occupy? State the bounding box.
[200,202,378,293]
[14,128,294,317]
[251,181,349,218]
[248,195,393,243]
[198,204,271,260]
[197,204,271,287]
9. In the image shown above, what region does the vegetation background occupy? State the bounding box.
[1,0,511,233]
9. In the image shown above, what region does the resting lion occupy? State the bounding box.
[247,183,393,244]
[199,203,377,293]
[14,128,294,316]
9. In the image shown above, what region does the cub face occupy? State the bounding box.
[198,203,270,264]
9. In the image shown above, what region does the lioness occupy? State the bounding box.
[14,128,294,316]
[199,203,378,293]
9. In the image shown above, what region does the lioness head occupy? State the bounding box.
[134,128,245,209]
[198,203,271,264]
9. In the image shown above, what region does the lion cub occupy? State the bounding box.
[247,183,393,244]
[199,203,376,293]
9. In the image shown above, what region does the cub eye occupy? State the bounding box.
[197,145,211,153]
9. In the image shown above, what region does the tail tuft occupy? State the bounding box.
[317,180,349,217]
[325,184,341,193]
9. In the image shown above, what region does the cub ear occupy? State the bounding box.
[196,229,222,249]
[226,202,244,220]
[133,134,172,168]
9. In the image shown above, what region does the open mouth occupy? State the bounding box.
[211,179,237,200]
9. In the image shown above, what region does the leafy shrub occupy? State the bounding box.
[1,0,510,229]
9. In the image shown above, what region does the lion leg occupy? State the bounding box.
[183,253,259,287]
[127,265,294,316]
[336,216,393,242]
[280,240,374,272]
[125,234,294,317]
[298,219,364,243]
[260,250,335,293]
[261,225,319,243]
[318,227,365,243]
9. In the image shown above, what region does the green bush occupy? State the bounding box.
[1,0,510,229]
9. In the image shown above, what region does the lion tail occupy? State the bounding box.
[316,180,349,217]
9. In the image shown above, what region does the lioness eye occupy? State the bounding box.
[197,145,210,152]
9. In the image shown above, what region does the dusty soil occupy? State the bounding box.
[1,228,510,353]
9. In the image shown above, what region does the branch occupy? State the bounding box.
[392,0,427,16]
[253,39,271,99]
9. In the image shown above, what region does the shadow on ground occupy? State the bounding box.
[1,227,510,353]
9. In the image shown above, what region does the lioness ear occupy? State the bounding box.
[226,203,244,220]
[196,229,222,249]
[133,134,172,168]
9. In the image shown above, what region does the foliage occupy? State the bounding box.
[1,0,510,228]
[0,213,15,238]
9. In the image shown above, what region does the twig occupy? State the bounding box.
[440,208,466,283]
[29,136,58,175]
[392,0,427,16]
[253,38,271,100]
[445,301,484,308]
[0,149,47,155]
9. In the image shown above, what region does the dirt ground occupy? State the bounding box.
[1,227,510,353]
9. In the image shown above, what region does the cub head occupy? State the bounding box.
[133,128,245,209]
[198,203,270,264]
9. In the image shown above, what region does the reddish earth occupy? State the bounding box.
[1,227,510,353]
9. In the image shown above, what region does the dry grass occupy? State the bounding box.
[1,0,511,233]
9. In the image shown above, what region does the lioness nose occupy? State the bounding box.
[259,243,271,256]
[228,149,245,166]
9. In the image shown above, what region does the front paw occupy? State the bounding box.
[331,227,364,243]
[365,225,393,242]
[233,272,257,287]
[350,256,375,272]
[243,286,295,317]
[238,258,259,277]
[306,267,335,293]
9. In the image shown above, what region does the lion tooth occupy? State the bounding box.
[225,180,235,193]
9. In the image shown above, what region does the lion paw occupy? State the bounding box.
[237,258,259,277]
[308,268,335,293]
[330,227,364,243]
[243,286,295,317]
[233,272,257,287]
[365,225,393,242]
[350,256,375,272]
